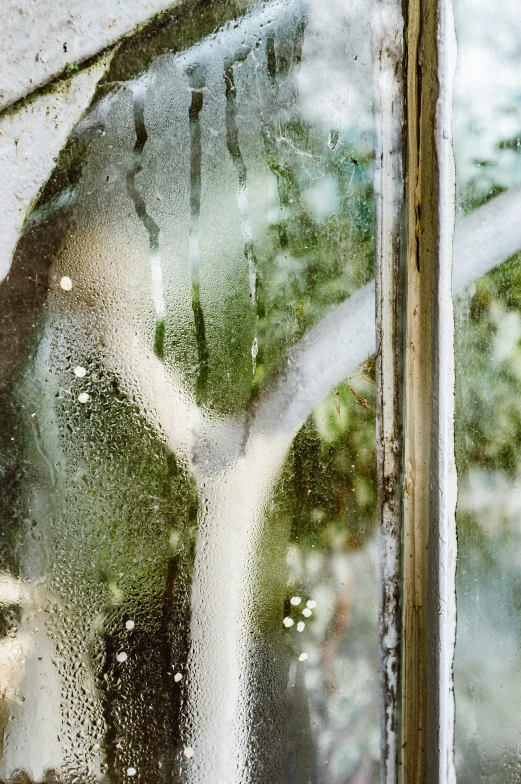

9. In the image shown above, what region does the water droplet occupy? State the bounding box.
[60,276,73,291]
[299,653,308,662]
[74,366,87,378]
[283,617,294,628]
[290,596,301,606]
[328,129,339,150]
[184,746,195,759]
[125,620,135,630]
[78,392,90,404]
[297,621,305,632]
[117,651,128,663]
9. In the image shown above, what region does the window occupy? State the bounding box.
[0,0,519,782]
[453,1,521,780]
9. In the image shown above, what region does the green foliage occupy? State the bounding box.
[256,128,374,384]
[278,373,377,554]
[455,259,521,477]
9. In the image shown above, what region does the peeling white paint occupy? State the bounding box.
[434,1,458,781]
[371,2,406,779]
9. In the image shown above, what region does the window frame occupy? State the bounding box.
[374,1,458,781]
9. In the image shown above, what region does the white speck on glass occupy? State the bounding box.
[78,392,90,404]
[297,621,305,632]
[290,596,301,605]
[74,366,87,378]
[299,653,308,662]
[302,608,312,617]
[116,651,128,663]
[184,747,195,759]
[60,276,73,291]
[127,768,136,776]
[306,599,317,609]
[125,620,135,630]
[174,672,183,682]
[283,617,294,628]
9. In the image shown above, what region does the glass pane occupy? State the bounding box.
[454,0,521,780]
[0,0,378,782]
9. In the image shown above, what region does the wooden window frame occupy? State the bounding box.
[373,1,457,782]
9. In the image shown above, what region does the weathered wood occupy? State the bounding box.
[374,0,457,781]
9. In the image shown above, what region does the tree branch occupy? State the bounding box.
[453,184,521,292]
[105,184,521,470]
[250,281,376,440]
[102,319,202,466]
[250,185,521,442]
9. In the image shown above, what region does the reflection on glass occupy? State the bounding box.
[0,0,377,781]
[454,0,521,780]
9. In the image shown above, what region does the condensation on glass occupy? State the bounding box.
[453,0,521,781]
[0,0,378,781]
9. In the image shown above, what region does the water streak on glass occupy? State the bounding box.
[0,0,377,781]
[454,0,521,780]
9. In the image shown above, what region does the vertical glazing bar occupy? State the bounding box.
[427,1,458,780]
[374,0,457,782]
[372,2,406,783]
[402,0,457,781]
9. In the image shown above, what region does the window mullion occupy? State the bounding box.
[374,0,458,781]
[372,2,407,782]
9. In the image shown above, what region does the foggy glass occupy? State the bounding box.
[454,0,521,781]
[0,1,378,782]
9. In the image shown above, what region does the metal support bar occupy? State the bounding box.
[374,0,457,782]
